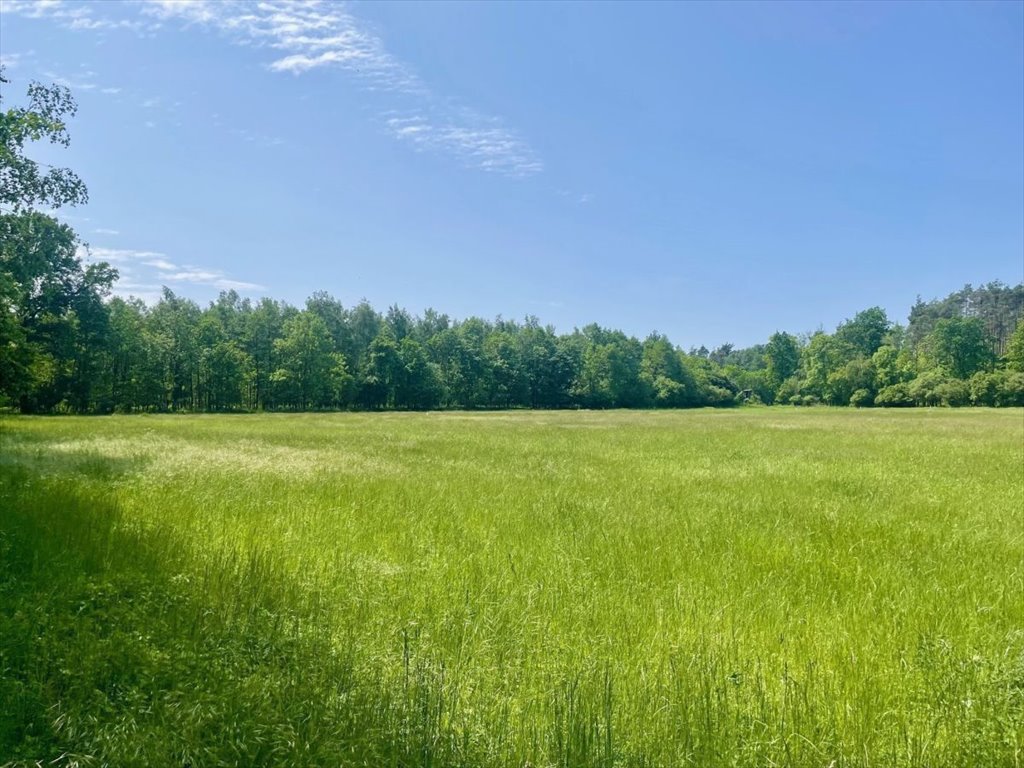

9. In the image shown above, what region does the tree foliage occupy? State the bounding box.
[1,75,88,211]
[764,332,800,389]
[1,77,114,412]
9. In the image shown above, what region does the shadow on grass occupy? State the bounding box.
[0,462,490,768]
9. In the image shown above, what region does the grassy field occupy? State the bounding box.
[1,409,1022,767]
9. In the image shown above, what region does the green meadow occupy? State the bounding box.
[1,409,1022,767]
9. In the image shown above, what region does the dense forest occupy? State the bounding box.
[3,78,1023,414]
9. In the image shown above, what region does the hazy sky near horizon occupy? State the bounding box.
[2,0,1022,348]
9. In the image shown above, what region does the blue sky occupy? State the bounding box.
[1,0,1022,348]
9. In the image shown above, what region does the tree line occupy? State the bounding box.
[3,77,1023,414]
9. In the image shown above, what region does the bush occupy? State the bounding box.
[996,371,1024,407]
[776,377,802,405]
[703,386,736,407]
[875,383,914,407]
[849,388,874,408]
[908,371,948,406]
[934,379,970,407]
[969,371,999,406]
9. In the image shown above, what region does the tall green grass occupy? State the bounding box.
[2,409,1022,766]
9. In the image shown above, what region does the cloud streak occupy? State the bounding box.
[0,0,151,32]
[157,268,263,292]
[385,114,543,178]
[82,247,165,263]
[146,0,421,92]
[0,52,24,70]
[143,0,541,175]
[4,0,542,177]
[79,245,265,300]
[42,69,110,92]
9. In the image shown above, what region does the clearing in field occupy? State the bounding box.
[1,409,1022,767]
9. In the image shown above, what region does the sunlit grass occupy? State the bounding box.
[2,409,1022,767]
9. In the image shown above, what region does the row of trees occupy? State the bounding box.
[5,236,1022,413]
[2,76,1023,413]
[5,278,748,412]
[718,288,1024,408]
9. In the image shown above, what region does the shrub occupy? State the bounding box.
[703,386,736,407]
[969,371,999,406]
[934,379,970,407]
[775,377,802,405]
[875,383,914,407]
[908,371,948,407]
[849,388,874,408]
[996,371,1024,407]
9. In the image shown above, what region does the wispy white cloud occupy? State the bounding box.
[42,70,97,91]
[142,2,541,174]
[141,0,219,27]
[78,244,265,298]
[385,113,542,177]
[387,116,429,138]
[156,268,264,291]
[93,227,120,235]
[555,188,596,205]
[75,248,165,304]
[231,127,285,147]
[67,14,147,32]
[0,52,24,70]
[37,207,90,223]
[0,1,68,20]
[41,67,122,94]
[0,0,151,32]
[81,247,165,262]
[5,0,543,177]
[145,0,421,92]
